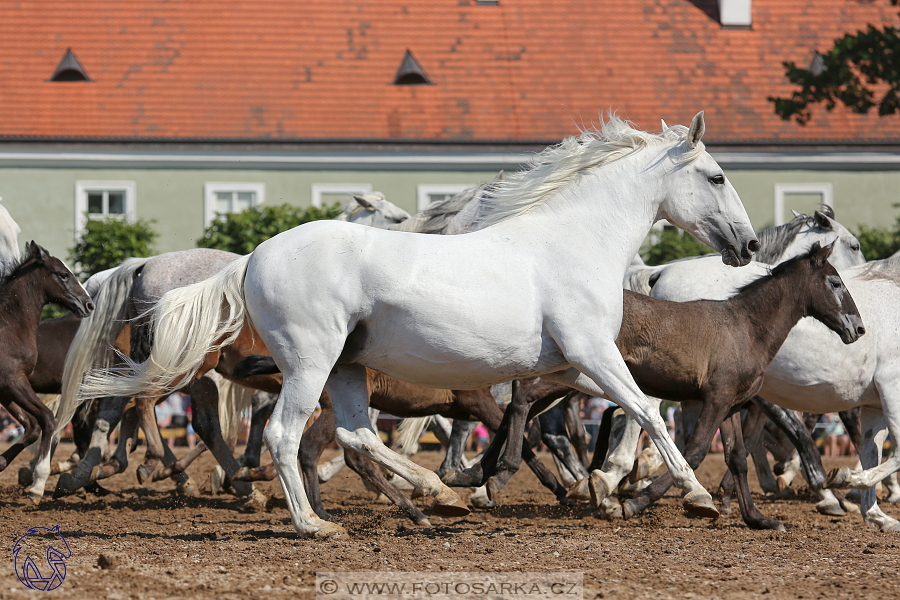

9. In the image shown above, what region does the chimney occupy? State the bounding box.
[717,0,752,28]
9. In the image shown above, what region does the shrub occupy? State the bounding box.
[641,228,712,266]
[69,217,159,279]
[197,203,343,254]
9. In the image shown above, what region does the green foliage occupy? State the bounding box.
[855,223,900,260]
[770,1,900,124]
[197,203,343,254]
[40,304,67,321]
[69,217,159,279]
[641,228,713,266]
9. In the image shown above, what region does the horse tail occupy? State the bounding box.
[54,257,150,436]
[623,263,664,295]
[395,416,432,456]
[214,374,254,448]
[78,254,252,402]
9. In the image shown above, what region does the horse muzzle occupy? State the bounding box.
[719,236,759,268]
[838,314,865,344]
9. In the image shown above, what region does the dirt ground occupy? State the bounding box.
[0,443,898,600]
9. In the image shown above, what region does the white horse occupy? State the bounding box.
[25,192,410,503]
[0,197,22,276]
[80,112,759,538]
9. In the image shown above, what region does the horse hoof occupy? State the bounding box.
[595,497,623,520]
[485,477,503,502]
[135,464,155,485]
[776,476,789,493]
[242,488,268,512]
[587,471,610,509]
[176,477,201,497]
[682,490,719,519]
[622,499,637,520]
[25,488,42,506]
[441,469,475,487]
[304,522,347,539]
[17,467,34,487]
[567,478,591,502]
[469,486,496,509]
[629,455,651,484]
[373,493,391,504]
[432,490,470,517]
[210,466,225,495]
[234,467,251,482]
[415,517,433,527]
[815,498,846,517]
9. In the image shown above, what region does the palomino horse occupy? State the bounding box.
[27,193,411,502]
[80,112,759,538]
[0,242,93,477]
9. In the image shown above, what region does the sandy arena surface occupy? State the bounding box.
[0,443,898,600]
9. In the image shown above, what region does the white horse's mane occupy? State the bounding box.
[856,253,900,286]
[477,115,703,230]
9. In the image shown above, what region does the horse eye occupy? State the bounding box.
[58,272,69,280]
[831,280,841,289]
[709,174,725,185]
[851,244,860,252]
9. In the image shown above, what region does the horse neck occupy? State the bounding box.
[0,268,46,331]
[490,158,662,275]
[726,269,811,363]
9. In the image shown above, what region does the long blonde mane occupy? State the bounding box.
[477,115,702,230]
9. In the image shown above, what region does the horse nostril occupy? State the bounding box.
[857,326,866,336]
[85,301,95,313]
[747,239,760,254]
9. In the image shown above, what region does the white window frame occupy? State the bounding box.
[774,183,833,226]
[74,180,136,238]
[416,184,472,211]
[311,183,373,208]
[203,182,265,228]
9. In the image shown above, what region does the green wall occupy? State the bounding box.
[2,165,899,266]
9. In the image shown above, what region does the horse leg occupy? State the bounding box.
[343,448,431,526]
[719,410,785,530]
[565,392,591,468]
[615,394,731,520]
[738,402,780,494]
[539,399,589,482]
[237,392,276,469]
[326,364,468,519]
[3,386,58,504]
[54,396,126,497]
[579,409,642,512]
[296,402,337,521]
[0,400,39,473]
[92,405,140,481]
[134,396,169,483]
[435,419,477,479]
[756,397,850,515]
[839,407,863,453]
[264,363,348,538]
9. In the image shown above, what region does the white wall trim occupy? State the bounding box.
[311,183,373,208]
[416,184,472,211]
[74,180,136,238]
[774,183,833,226]
[203,182,265,228]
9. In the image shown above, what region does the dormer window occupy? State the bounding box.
[50,48,91,82]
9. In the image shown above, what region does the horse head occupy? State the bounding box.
[0,197,22,276]
[776,241,865,345]
[339,192,411,228]
[25,241,94,318]
[656,111,759,267]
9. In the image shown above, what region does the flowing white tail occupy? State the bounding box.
[79,255,252,401]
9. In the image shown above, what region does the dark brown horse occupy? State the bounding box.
[446,243,864,530]
[0,242,93,476]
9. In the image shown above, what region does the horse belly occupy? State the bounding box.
[356,317,564,390]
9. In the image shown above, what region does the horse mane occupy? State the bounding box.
[476,115,703,230]
[754,210,833,265]
[854,252,900,286]
[333,203,365,222]
[391,184,485,234]
[0,253,37,288]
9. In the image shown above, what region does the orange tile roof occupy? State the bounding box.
[1,0,898,144]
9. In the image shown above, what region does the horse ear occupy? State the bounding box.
[660,119,669,132]
[813,210,833,230]
[353,194,377,211]
[790,209,802,219]
[28,241,50,263]
[688,111,706,148]
[809,240,833,265]
[818,203,835,219]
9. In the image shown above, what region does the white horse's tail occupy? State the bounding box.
[394,416,432,456]
[216,375,254,449]
[78,255,252,402]
[623,263,664,295]
[54,257,151,437]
